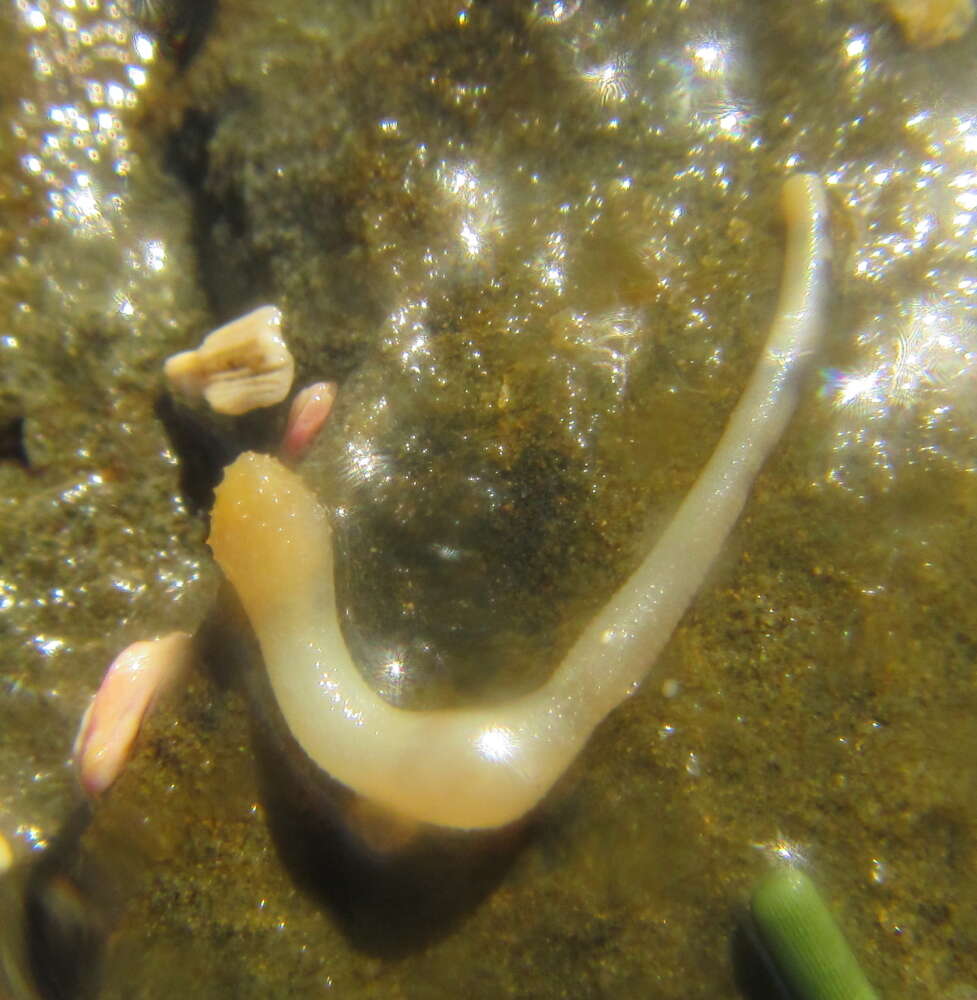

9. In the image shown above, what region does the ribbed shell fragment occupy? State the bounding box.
[164,305,295,416]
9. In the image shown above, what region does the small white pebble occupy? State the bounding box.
[661,677,680,698]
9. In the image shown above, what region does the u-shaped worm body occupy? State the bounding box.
[208,174,829,829]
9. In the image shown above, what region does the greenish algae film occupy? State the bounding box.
[1,0,977,997]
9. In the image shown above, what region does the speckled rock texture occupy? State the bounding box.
[1,0,976,997]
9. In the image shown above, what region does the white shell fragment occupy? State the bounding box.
[210,176,829,830]
[164,305,295,416]
[73,632,193,797]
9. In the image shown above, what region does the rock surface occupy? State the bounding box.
[1,1,976,997]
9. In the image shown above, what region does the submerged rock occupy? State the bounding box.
[2,1,977,997]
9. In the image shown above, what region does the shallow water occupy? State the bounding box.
[1,0,977,996]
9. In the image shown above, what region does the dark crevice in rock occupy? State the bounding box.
[164,104,276,325]
[0,414,29,468]
[0,392,29,468]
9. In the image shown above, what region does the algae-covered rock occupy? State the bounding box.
[0,0,215,894]
[2,1,977,998]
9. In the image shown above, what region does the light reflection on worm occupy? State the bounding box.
[209,174,829,830]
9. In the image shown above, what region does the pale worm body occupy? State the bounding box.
[209,175,829,829]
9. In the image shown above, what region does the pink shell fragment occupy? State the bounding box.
[72,632,193,797]
[281,381,337,461]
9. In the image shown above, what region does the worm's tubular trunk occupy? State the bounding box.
[209,175,829,830]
